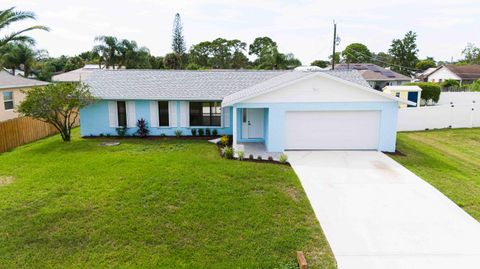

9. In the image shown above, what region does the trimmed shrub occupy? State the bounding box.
[249,154,254,160]
[257,155,262,160]
[198,128,205,136]
[406,82,441,105]
[223,147,234,159]
[174,129,182,137]
[160,133,166,137]
[136,118,150,138]
[237,150,245,160]
[441,79,460,88]
[268,156,273,161]
[279,153,288,164]
[191,128,197,136]
[116,127,128,137]
[212,129,218,136]
[205,128,211,136]
[470,80,480,92]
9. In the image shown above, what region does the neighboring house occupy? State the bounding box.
[427,64,480,84]
[383,85,422,108]
[334,63,411,90]
[52,65,102,82]
[81,70,410,153]
[0,70,49,122]
[415,67,437,82]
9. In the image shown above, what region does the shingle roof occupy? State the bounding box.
[334,63,411,81]
[85,69,371,100]
[444,64,480,80]
[222,70,409,106]
[0,70,49,89]
[52,67,96,82]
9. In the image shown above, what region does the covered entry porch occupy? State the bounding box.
[231,106,280,158]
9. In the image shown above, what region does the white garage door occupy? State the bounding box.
[285,111,380,150]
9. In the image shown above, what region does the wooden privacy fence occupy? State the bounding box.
[0,117,61,153]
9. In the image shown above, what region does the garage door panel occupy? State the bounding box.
[285,111,380,150]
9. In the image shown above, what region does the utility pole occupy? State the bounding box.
[332,21,337,70]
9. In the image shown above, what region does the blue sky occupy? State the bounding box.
[4,0,480,64]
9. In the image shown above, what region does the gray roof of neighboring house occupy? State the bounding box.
[52,66,98,82]
[0,70,49,90]
[334,63,411,81]
[85,69,371,100]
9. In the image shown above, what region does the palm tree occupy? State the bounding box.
[93,36,119,69]
[0,7,49,49]
[0,42,36,76]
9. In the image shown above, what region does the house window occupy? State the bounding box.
[158,101,169,126]
[117,101,127,127]
[3,91,13,110]
[189,102,221,126]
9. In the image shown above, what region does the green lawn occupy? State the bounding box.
[392,128,480,220]
[0,129,335,268]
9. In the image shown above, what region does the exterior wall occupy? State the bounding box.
[428,67,461,83]
[244,76,389,103]
[80,100,233,136]
[233,102,399,152]
[0,88,27,122]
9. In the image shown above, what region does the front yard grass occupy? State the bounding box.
[0,129,336,268]
[392,128,480,220]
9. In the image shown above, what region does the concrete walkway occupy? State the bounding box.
[288,151,480,269]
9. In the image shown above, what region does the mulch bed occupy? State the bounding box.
[384,150,406,156]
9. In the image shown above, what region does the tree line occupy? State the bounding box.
[1,7,480,82]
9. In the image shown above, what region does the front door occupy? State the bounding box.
[242,108,264,139]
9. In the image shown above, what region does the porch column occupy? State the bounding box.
[232,106,237,148]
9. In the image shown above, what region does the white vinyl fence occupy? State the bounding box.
[398,103,480,131]
[437,92,480,105]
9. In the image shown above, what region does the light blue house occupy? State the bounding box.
[81,70,411,153]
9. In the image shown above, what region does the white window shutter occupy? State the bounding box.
[108,101,118,127]
[126,101,136,128]
[150,101,159,128]
[222,107,231,128]
[180,101,189,127]
[168,101,177,127]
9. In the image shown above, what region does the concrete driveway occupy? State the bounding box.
[288,151,480,269]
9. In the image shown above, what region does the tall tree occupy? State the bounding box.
[415,58,436,71]
[342,43,372,63]
[230,39,249,69]
[388,31,419,76]
[461,43,480,64]
[0,7,49,49]
[328,52,341,65]
[372,52,392,67]
[93,36,119,69]
[164,53,181,69]
[172,13,186,56]
[0,42,36,76]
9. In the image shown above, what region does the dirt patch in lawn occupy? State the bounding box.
[0,176,14,186]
